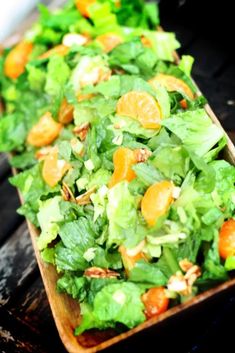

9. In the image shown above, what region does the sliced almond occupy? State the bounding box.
[75,186,96,205]
[61,182,76,202]
[73,122,90,141]
[179,258,194,272]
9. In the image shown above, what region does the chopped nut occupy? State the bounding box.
[167,263,201,296]
[84,267,120,279]
[134,148,152,163]
[179,258,194,272]
[167,272,188,295]
[61,182,76,202]
[35,146,54,160]
[73,122,90,141]
[184,265,201,286]
[62,33,88,47]
[76,186,96,205]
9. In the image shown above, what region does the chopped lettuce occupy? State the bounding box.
[178,55,194,76]
[129,260,167,285]
[142,31,180,62]
[76,282,145,334]
[162,109,224,156]
[107,181,138,246]
[45,55,70,97]
[0,113,26,152]
[37,196,63,250]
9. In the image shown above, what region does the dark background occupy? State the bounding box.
[0,1,235,352]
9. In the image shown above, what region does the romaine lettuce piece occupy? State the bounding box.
[37,196,64,250]
[92,282,145,327]
[162,109,224,156]
[107,181,138,246]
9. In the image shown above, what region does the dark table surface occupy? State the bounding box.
[1,3,235,352]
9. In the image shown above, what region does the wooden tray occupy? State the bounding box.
[3,3,235,352]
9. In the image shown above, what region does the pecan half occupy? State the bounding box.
[73,122,90,141]
[134,148,152,163]
[75,186,96,205]
[179,258,194,272]
[84,267,120,279]
[184,265,201,287]
[167,263,201,296]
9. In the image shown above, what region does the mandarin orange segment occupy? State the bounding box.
[27,112,62,147]
[75,0,96,17]
[38,44,69,60]
[42,147,70,187]
[142,287,169,319]
[219,219,235,260]
[58,99,74,125]
[77,92,95,102]
[116,91,162,129]
[149,73,194,100]
[4,41,33,79]
[109,147,137,188]
[141,180,174,227]
[119,245,147,274]
[96,33,123,52]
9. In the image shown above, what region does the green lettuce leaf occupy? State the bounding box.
[0,113,26,152]
[59,218,96,250]
[178,55,194,76]
[129,260,167,285]
[57,273,87,300]
[45,55,70,97]
[142,30,180,62]
[92,282,145,328]
[10,164,59,225]
[107,181,138,246]
[75,302,113,335]
[37,196,64,250]
[162,109,224,156]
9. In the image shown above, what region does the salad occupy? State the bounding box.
[1,0,235,336]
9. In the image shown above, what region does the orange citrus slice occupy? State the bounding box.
[149,73,194,100]
[96,33,123,52]
[4,41,33,79]
[38,45,69,60]
[109,147,137,188]
[75,0,96,17]
[42,147,70,187]
[116,91,162,129]
[27,112,62,147]
[141,180,174,227]
[58,99,74,125]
